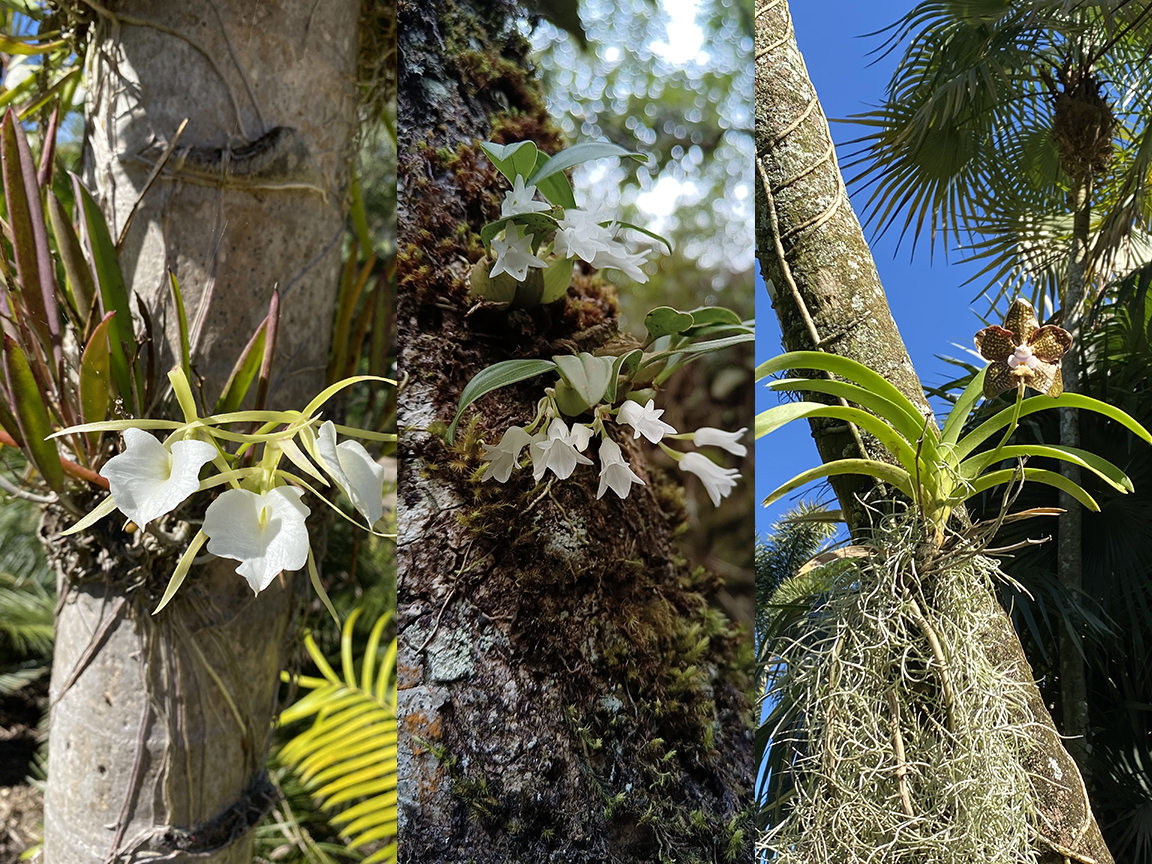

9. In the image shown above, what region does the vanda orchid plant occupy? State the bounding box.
[448,138,754,505]
[755,298,1152,546]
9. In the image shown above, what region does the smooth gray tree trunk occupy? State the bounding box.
[755,2,1113,862]
[43,3,359,861]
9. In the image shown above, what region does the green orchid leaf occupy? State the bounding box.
[956,393,1152,460]
[961,467,1101,512]
[2,109,57,365]
[940,367,987,447]
[756,401,931,490]
[677,332,755,353]
[168,270,192,386]
[541,255,575,304]
[764,458,916,509]
[686,306,743,329]
[766,377,937,463]
[530,151,577,210]
[213,318,267,416]
[605,348,644,403]
[757,351,931,450]
[526,141,646,186]
[609,220,672,253]
[79,312,115,451]
[960,444,1134,494]
[47,190,96,327]
[467,257,519,305]
[73,174,136,411]
[553,353,614,412]
[447,358,558,444]
[480,140,539,183]
[2,334,62,492]
[479,213,559,250]
[644,306,695,340]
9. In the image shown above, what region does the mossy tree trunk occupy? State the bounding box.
[755,2,1113,861]
[395,1,753,861]
[43,3,359,861]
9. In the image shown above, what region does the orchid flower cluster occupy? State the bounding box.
[469,139,668,308]
[55,369,394,617]
[448,305,754,507]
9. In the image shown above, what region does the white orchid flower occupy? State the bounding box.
[590,240,651,283]
[501,175,551,218]
[554,208,614,263]
[597,437,645,500]
[481,425,533,483]
[679,452,740,507]
[617,399,677,444]
[490,223,547,282]
[203,487,310,595]
[567,422,594,451]
[692,427,748,458]
[98,428,217,529]
[530,418,593,481]
[316,421,386,527]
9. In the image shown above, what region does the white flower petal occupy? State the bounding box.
[692,427,748,458]
[99,429,216,528]
[529,418,593,481]
[204,487,310,594]
[679,451,740,507]
[616,399,677,444]
[336,439,386,527]
[481,425,533,483]
[490,223,547,281]
[501,175,551,218]
[597,437,645,499]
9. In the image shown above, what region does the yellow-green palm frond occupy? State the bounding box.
[279,608,397,864]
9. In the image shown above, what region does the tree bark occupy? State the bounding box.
[755,2,1113,862]
[43,3,359,861]
[1058,170,1091,776]
[395,1,753,861]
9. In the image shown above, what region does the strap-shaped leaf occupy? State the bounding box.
[940,367,987,447]
[961,467,1101,512]
[78,312,115,452]
[763,458,916,509]
[168,270,192,385]
[446,358,557,444]
[757,401,931,490]
[610,219,672,252]
[213,318,267,415]
[956,392,1152,460]
[72,174,135,410]
[757,351,931,447]
[605,348,643,403]
[960,444,1134,494]
[480,140,538,183]
[47,191,96,327]
[530,150,577,209]
[766,377,938,463]
[2,334,62,491]
[526,141,645,186]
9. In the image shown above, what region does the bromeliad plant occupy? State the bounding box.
[756,299,1152,543]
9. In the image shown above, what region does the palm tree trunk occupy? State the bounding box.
[395,2,753,860]
[755,2,1113,861]
[1058,170,1092,776]
[43,3,359,861]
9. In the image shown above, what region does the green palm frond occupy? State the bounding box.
[279,608,397,864]
[848,0,1152,310]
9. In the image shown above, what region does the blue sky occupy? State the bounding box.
[755,1,998,540]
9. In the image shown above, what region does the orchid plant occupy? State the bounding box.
[756,298,1152,546]
[449,137,754,505]
[468,138,670,307]
[55,368,393,618]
